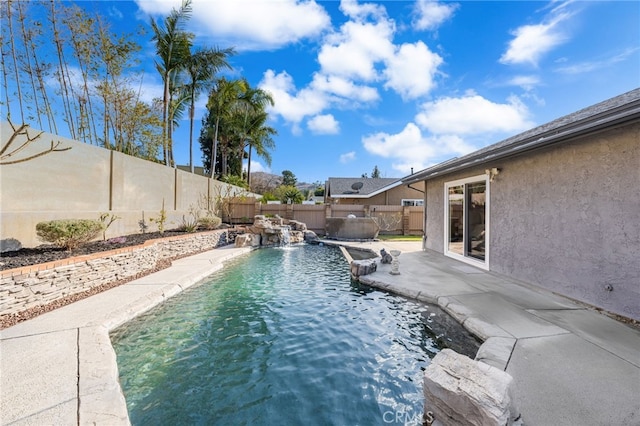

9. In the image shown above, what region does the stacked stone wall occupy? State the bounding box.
[0,230,228,316]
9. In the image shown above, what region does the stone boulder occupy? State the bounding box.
[288,220,307,231]
[303,230,319,243]
[350,259,377,278]
[234,233,260,248]
[423,349,520,426]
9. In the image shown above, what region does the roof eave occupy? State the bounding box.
[403,97,640,184]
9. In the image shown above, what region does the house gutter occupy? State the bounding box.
[403,95,640,184]
[407,183,425,194]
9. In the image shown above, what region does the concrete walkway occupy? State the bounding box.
[1,241,639,425]
[336,240,640,425]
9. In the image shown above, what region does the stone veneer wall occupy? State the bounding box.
[0,230,228,316]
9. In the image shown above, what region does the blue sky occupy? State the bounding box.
[55,1,640,183]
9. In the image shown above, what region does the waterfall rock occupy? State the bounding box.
[238,215,307,247]
[423,349,520,426]
[304,230,319,243]
[234,233,260,248]
[288,220,307,231]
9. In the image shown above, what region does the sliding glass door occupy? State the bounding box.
[445,175,488,268]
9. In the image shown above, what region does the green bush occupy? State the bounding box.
[274,185,304,204]
[198,214,222,230]
[36,219,104,250]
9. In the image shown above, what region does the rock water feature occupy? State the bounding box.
[234,215,319,248]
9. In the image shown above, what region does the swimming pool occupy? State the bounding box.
[111,244,479,425]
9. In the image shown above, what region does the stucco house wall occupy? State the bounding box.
[332,183,424,205]
[422,121,640,320]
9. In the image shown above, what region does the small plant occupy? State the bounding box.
[99,213,121,240]
[139,212,149,234]
[149,199,167,234]
[35,219,104,250]
[179,206,200,233]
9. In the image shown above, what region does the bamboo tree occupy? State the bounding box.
[0,2,13,122]
[16,0,42,129]
[49,0,77,139]
[23,2,57,134]
[5,1,25,124]
[94,13,142,150]
[63,5,101,145]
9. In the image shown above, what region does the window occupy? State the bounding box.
[444,175,489,268]
[402,199,424,206]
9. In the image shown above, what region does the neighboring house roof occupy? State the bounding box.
[326,177,401,199]
[404,88,640,184]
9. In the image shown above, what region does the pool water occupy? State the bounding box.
[111,244,479,425]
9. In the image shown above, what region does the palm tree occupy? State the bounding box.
[238,85,274,186]
[150,0,193,166]
[243,109,276,186]
[168,83,190,164]
[183,46,234,173]
[203,77,247,177]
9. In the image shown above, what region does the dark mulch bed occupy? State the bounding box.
[0,230,193,271]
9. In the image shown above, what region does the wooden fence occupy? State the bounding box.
[223,199,423,235]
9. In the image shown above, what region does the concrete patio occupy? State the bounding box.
[1,241,639,425]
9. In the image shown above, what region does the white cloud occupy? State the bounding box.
[554,47,640,75]
[134,0,179,15]
[415,94,533,135]
[310,74,379,103]
[340,0,388,21]
[244,159,270,175]
[505,75,540,90]
[383,41,443,100]
[262,0,446,129]
[499,3,574,66]
[340,151,356,163]
[362,92,535,174]
[259,70,329,123]
[412,0,458,31]
[308,114,340,134]
[136,0,331,50]
[362,123,475,174]
[318,20,395,81]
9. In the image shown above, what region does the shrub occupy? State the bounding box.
[199,214,222,230]
[36,219,104,250]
